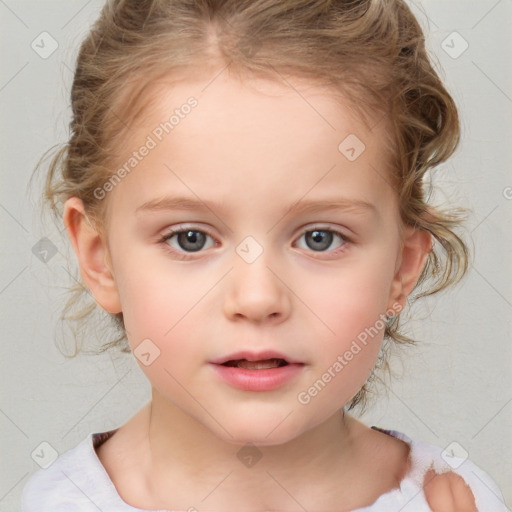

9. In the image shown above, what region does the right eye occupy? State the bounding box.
[158,227,217,256]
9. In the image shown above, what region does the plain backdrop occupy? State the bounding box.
[1,0,511,509]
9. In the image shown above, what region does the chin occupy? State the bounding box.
[208,415,309,448]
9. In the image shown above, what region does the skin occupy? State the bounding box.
[64,69,474,511]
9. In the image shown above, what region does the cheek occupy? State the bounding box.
[292,257,395,404]
[114,251,205,341]
[116,258,222,393]
[303,256,395,334]
[115,261,209,399]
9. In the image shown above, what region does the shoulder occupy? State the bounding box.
[423,469,476,512]
[20,435,104,511]
[369,427,508,512]
[413,441,508,512]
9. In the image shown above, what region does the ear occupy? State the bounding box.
[387,226,432,311]
[63,197,122,314]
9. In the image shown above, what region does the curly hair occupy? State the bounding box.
[36,0,469,410]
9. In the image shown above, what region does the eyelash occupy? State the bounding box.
[157,225,351,260]
[158,226,218,261]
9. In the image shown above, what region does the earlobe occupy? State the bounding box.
[63,197,122,314]
[388,226,432,310]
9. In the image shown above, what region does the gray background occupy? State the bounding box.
[1,0,511,509]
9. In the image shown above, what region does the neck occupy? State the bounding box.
[138,388,366,511]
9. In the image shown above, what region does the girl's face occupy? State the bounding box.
[101,72,414,445]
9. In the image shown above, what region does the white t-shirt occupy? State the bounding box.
[21,427,508,511]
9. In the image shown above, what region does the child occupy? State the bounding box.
[21,0,508,510]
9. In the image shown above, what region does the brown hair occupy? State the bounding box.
[37,0,469,410]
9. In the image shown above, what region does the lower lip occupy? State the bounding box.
[210,363,305,392]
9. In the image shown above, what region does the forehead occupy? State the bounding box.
[106,70,397,222]
[136,70,382,142]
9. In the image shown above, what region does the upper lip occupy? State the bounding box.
[210,350,303,365]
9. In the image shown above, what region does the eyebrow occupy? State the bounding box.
[135,195,377,217]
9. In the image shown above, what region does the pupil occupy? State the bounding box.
[179,230,205,252]
[308,230,332,251]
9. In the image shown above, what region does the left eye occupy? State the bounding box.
[161,229,215,253]
[295,229,347,252]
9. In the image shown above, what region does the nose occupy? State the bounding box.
[223,253,291,324]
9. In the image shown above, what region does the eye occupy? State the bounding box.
[159,227,216,254]
[295,228,348,253]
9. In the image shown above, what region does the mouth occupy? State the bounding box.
[221,358,289,370]
[210,351,305,391]
[211,350,303,369]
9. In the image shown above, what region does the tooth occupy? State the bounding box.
[236,358,282,369]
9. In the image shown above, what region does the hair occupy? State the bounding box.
[37,0,469,410]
